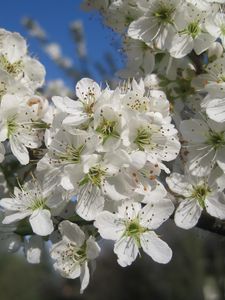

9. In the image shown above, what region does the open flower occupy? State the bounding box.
[0,94,44,164]
[166,169,225,229]
[52,78,102,133]
[95,200,174,267]
[205,13,225,49]
[180,118,225,176]
[0,179,66,236]
[0,30,45,90]
[128,0,180,50]
[169,3,215,58]
[50,220,100,293]
[64,152,131,220]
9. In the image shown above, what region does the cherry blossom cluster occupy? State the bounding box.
[83,0,225,77]
[1,0,225,293]
[0,30,180,291]
[83,0,225,228]
[0,29,48,165]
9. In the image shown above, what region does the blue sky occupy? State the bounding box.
[0,0,123,87]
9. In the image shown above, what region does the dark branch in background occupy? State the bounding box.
[170,212,225,237]
[197,213,225,237]
[14,215,94,237]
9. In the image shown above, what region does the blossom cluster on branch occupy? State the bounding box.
[1,0,225,293]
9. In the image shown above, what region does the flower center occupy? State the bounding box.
[127,221,142,235]
[191,184,210,208]
[30,197,47,211]
[206,131,225,150]
[186,21,201,38]
[84,101,94,116]
[73,244,87,264]
[125,219,147,246]
[62,242,87,267]
[58,144,84,164]
[153,4,175,24]
[96,117,119,144]
[79,165,106,187]
[0,55,23,76]
[134,128,152,151]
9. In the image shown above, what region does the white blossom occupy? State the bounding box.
[95,200,174,266]
[180,118,225,176]
[167,169,225,229]
[0,179,66,236]
[50,220,100,293]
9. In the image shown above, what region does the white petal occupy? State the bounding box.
[86,236,100,260]
[10,136,29,165]
[114,236,139,267]
[158,136,181,161]
[174,199,202,229]
[180,119,208,143]
[118,201,142,220]
[102,181,128,201]
[139,199,174,230]
[206,98,225,123]
[50,240,67,259]
[63,114,89,130]
[130,151,147,169]
[0,198,20,210]
[205,192,225,219]
[187,146,216,176]
[166,173,192,197]
[76,78,101,101]
[22,57,45,89]
[59,220,85,247]
[80,262,90,294]
[1,32,26,63]
[53,258,81,279]
[46,188,65,212]
[52,96,82,114]
[76,184,104,221]
[141,182,167,202]
[2,211,31,224]
[69,264,81,279]
[170,34,193,58]
[128,16,160,43]
[29,209,54,236]
[140,231,172,264]
[193,33,215,55]
[94,211,125,240]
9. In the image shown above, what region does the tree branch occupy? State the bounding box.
[196,213,225,236]
[170,212,225,236]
